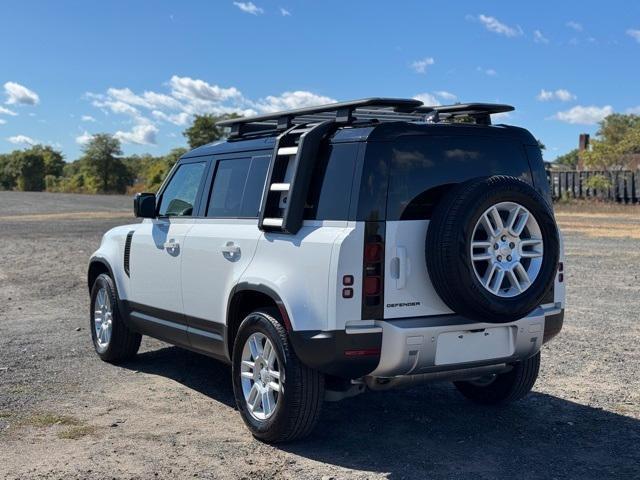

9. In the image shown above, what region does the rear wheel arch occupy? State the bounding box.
[226,284,291,359]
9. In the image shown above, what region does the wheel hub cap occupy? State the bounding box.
[94,287,113,347]
[470,201,544,298]
[240,331,283,421]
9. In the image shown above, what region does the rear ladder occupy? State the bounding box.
[258,120,336,234]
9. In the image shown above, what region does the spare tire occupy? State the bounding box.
[426,176,559,323]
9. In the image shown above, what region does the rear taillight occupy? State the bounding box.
[362,222,385,319]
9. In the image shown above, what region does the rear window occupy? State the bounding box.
[386,135,531,220]
[304,143,358,220]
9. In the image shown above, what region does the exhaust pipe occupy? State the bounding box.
[365,364,511,391]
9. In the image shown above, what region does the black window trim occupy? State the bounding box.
[155,157,212,219]
[203,150,272,220]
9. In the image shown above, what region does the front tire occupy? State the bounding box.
[453,352,541,405]
[232,308,324,443]
[90,273,141,363]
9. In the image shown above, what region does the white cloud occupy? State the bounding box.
[473,14,522,37]
[76,131,94,145]
[7,134,36,145]
[170,75,242,103]
[0,106,18,116]
[279,7,291,16]
[253,91,335,113]
[534,30,549,44]
[493,111,512,121]
[0,119,6,125]
[152,110,190,126]
[414,91,458,107]
[84,77,336,147]
[81,115,96,122]
[477,66,497,76]
[410,57,435,74]
[627,29,640,43]
[434,91,457,101]
[114,124,159,145]
[537,89,576,102]
[566,21,583,32]
[4,81,40,105]
[233,1,263,15]
[413,93,440,106]
[108,87,182,110]
[554,105,613,125]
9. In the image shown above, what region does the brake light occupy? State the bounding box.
[364,276,381,295]
[364,243,383,262]
[362,222,385,319]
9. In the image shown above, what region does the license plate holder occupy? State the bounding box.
[435,326,515,366]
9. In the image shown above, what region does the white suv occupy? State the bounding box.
[88,98,565,442]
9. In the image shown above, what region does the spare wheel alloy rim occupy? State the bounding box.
[470,201,544,298]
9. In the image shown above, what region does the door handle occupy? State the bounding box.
[221,241,241,258]
[396,246,408,289]
[164,240,179,250]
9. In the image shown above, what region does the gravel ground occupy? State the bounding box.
[0,191,639,479]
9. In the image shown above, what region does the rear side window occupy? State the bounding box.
[158,161,206,217]
[207,156,269,218]
[386,136,532,220]
[304,143,358,220]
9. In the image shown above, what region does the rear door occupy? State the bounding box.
[128,158,209,343]
[180,153,270,357]
[382,135,533,319]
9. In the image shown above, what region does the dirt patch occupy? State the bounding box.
[0,192,638,479]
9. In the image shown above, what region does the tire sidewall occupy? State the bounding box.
[231,312,288,436]
[428,177,559,322]
[89,273,119,358]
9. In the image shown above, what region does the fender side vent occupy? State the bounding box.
[124,230,134,277]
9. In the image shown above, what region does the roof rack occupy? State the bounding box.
[217,98,514,138]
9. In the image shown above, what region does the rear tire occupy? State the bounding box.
[453,352,541,405]
[90,273,141,363]
[232,308,324,443]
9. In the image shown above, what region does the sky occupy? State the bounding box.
[1,0,639,161]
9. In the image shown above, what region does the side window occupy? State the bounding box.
[304,143,357,220]
[206,156,269,218]
[158,162,206,217]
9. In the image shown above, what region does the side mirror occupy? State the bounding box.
[134,192,156,218]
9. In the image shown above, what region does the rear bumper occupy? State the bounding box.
[290,304,563,379]
[370,304,563,377]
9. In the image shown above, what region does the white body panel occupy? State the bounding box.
[384,220,452,319]
[91,224,139,300]
[181,219,263,325]
[238,220,359,332]
[128,219,192,313]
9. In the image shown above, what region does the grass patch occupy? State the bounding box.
[57,425,97,440]
[0,412,13,419]
[24,412,81,428]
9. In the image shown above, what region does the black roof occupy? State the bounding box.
[182,98,531,159]
[216,97,514,138]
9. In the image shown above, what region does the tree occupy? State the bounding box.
[583,113,640,171]
[183,113,240,149]
[30,145,65,177]
[554,149,580,169]
[537,139,546,151]
[80,134,131,193]
[7,150,45,191]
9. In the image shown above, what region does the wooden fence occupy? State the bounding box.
[548,170,639,203]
